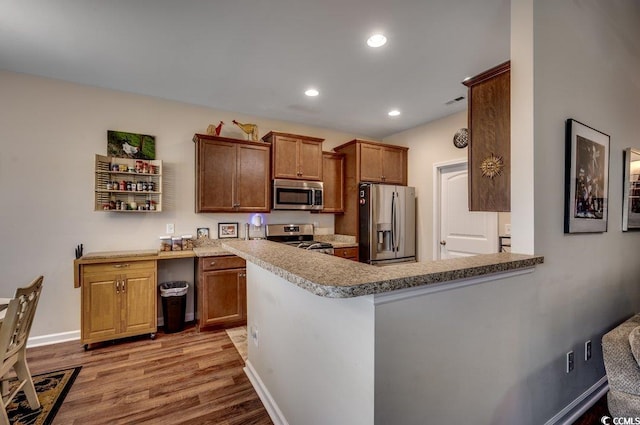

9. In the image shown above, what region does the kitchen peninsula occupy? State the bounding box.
[221,239,543,425]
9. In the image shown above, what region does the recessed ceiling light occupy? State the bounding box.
[367,34,387,48]
[305,88,319,97]
[388,109,400,117]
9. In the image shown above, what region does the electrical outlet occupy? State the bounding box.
[585,340,592,361]
[505,224,511,235]
[166,223,174,234]
[566,351,574,373]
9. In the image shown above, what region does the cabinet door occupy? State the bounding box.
[381,147,406,184]
[273,136,300,179]
[121,269,157,335]
[299,140,323,180]
[322,152,344,213]
[236,143,270,212]
[196,140,236,212]
[359,143,383,182]
[464,61,510,211]
[201,269,245,327]
[82,273,120,343]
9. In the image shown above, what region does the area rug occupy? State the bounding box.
[5,366,81,425]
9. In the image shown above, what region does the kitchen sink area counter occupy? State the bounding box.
[221,239,543,298]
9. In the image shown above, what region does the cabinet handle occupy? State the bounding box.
[115,280,120,294]
[122,280,126,292]
[209,261,216,267]
[113,264,130,268]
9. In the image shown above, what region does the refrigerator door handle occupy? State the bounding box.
[391,192,398,252]
[393,191,400,252]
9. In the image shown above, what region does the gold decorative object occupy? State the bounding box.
[232,119,259,141]
[480,153,504,179]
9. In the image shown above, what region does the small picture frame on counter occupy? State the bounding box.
[196,227,209,239]
[218,222,239,239]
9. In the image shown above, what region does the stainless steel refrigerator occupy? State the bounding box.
[358,183,416,265]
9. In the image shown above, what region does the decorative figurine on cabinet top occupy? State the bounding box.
[206,121,224,136]
[232,119,259,142]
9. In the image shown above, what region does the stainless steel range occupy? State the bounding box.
[265,224,334,255]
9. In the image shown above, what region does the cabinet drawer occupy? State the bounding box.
[333,247,358,260]
[200,256,246,271]
[83,260,156,275]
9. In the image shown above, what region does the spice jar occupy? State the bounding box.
[159,236,171,252]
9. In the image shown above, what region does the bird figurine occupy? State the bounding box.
[206,120,224,136]
[232,119,259,142]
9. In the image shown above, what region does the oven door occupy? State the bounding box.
[273,179,323,210]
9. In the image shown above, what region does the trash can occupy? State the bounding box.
[159,281,189,333]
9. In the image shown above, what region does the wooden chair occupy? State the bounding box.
[0,276,43,425]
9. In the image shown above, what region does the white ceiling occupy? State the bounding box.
[0,0,510,139]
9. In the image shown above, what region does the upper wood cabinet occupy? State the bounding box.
[334,139,408,185]
[322,152,345,213]
[333,139,408,238]
[262,131,324,181]
[463,61,510,212]
[194,134,270,213]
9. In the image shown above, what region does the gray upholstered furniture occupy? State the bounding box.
[603,313,640,416]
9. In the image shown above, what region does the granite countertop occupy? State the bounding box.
[221,239,544,298]
[314,234,358,248]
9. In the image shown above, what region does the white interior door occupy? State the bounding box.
[437,162,498,259]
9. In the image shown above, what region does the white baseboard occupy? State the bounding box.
[544,376,608,425]
[26,312,196,348]
[244,360,289,425]
[27,330,80,348]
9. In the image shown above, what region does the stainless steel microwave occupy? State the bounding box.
[272,179,323,210]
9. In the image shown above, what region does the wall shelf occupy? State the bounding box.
[94,154,163,212]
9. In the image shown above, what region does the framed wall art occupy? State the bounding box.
[196,227,209,239]
[564,119,610,233]
[107,130,156,159]
[218,222,239,239]
[622,148,640,231]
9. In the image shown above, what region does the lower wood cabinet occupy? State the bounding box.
[196,255,247,331]
[333,247,359,262]
[81,260,157,348]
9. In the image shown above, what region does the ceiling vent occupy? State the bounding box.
[445,96,465,106]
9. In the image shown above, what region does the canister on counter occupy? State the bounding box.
[159,236,172,252]
[171,236,183,251]
[182,235,194,250]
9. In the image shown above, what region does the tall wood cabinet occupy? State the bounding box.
[262,132,324,181]
[194,134,270,213]
[81,260,157,348]
[463,61,510,212]
[322,152,345,213]
[334,139,409,239]
[196,255,247,331]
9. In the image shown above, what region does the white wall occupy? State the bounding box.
[246,263,375,425]
[384,111,468,260]
[0,71,365,337]
[376,1,640,423]
[530,0,640,419]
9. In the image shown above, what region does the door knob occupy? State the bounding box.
[440,240,447,246]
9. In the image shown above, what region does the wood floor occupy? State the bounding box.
[24,325,273,425]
